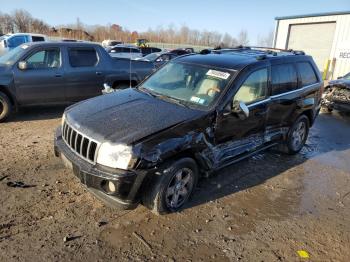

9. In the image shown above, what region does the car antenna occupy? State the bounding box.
[129,34,132,88]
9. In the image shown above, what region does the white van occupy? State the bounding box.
[0,33,47,55]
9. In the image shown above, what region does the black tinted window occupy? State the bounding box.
[271,64,298,95]
[297,62,318,87]
[68,48,98,67]
[32,36,45,42]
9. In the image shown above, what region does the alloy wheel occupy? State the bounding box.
[165,168,194,209]
[291,121,306,150]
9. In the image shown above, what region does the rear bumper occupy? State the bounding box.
[54,127,147,210]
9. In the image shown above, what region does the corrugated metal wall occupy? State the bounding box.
[274,14,350,79]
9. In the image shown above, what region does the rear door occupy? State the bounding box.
[65,47,104,101]
[266,63,298,130]
[213,66,269,167]
[14,47,66,105]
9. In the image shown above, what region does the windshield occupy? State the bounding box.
[0,45,28,65]
[140,62,233,109]
[344,73,350,80]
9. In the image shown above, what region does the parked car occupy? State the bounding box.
[135,52,178,67]
[139,47,162,56]
[54,47,322,214]
[169,48,193,56]
[322,72,350,112]
[0,41,154,122]
[0,33,47,55]
[107,45,143,59]
[101,40,123,48]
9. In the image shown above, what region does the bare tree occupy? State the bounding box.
[237,30,249,45]
[13,9,32,32]
[257,30,274,47]
[0,13,15,34]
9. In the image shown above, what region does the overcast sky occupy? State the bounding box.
[1,0,349,42]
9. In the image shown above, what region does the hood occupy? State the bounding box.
[329,79,350,89]
[65,88,203,145]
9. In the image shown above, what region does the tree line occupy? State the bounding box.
[0,9,273,47]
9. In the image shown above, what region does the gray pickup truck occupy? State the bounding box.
[0,41,155,122]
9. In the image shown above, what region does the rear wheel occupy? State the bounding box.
[142,158,198,215]
[0,92,12,122]
[284,115,310,154]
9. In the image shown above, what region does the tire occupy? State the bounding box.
[0,92,12,123]
[283,115,310,155]
[142,158,198,215]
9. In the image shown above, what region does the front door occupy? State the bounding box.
[14,47,65,105]
[212,67,269,167]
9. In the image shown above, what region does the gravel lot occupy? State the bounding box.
[0,107,349,261]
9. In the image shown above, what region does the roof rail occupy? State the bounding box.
[214,46,306,56]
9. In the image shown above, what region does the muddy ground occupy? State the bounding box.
[0,107,349,262]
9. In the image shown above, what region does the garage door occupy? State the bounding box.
[287,22,336,73]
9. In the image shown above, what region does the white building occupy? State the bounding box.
[273,11,350,80]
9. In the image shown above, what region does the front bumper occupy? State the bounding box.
[54,127,146,210]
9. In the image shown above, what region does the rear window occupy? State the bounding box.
[32,36,45,42]
[297,62,318,87]
[68,48,98,67]
[271,64,298,95]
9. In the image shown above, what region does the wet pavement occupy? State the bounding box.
[0,108,349,261]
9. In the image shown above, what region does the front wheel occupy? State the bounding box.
[0,92,12,123]
[142,158,198,215]
[284,115,310,154]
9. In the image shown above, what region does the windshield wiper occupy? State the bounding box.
[137,87,192,108]
[153,93,191,108]
[137,86,157,98]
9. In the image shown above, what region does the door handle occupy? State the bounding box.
[55,73,62,77]
[96,71,102,75]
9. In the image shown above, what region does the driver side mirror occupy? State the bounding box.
[18,61,28,70]
[232,101,249,120]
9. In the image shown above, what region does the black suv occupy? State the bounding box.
[54,47,323,214]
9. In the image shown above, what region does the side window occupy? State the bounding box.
[25,49,61,69]
[271,64,298,95]
[297,62,318,87]
[234,68,268,104]
[7,36,27,48]
[68,48,98,67]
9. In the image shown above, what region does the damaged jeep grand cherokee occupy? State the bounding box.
[54,47,323,214]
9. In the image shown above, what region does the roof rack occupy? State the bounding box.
[210,46,305,58]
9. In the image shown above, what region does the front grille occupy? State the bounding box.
[62,121,99,163]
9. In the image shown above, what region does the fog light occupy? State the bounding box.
[108,181,116,193]
[101,180,116,194]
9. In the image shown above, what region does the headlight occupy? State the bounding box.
[96,142,133,170]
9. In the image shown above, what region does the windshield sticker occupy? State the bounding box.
[190,96,206,104]
[206,69,230,80]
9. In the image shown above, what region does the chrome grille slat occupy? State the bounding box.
[80,135,84,155]
[62,121,99,164]
[74,132,79,150]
